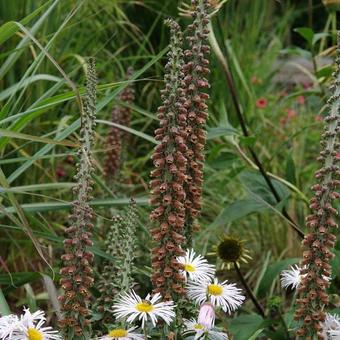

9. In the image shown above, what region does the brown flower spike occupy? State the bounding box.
[182,0,211,245]
[150,19,188,301]
[104,67,135,181]
[295,36,340,339]
[58,58,97,340]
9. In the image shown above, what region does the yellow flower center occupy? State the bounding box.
[194,323,204,330]
[108,329,128,337]
[208,284,223,296]
[27,328,43,340]
[136,301,154,313]
[184,263,196,272]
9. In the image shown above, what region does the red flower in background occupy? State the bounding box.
[314,115,322,122]
[286,108,297,119]
[56,166,66,178]
[256,97,268,109]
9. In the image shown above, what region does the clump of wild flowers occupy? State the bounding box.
[182,249,244,338]
[182,0,211,245]
[294,36,340,338]
[58,58,97,339]
[104,67,135,181]
[0,308,61,340]
[149,19,188,301]
[95,199,138,325]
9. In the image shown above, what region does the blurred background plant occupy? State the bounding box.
[0,0,339,339]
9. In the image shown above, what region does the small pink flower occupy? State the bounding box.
[56,166,66,178]
[286,108,297,119]
[256,98,268,109]
[296,95,305,105]
[314,115,322,122]
[336,153,340,161]
[303,82,312,89]
[251,76,260,85]
[197,302,215,329]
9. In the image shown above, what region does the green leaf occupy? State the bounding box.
[285,155,296,185]
[0,288,11,315]
[0,74,61,101]
[240,170,290,206]
[257,258,300,298]
[206,126,237,140]
[1,196,149,214]
[0,272,41,292]
[316,65,333,79]
[0,1,52,45]
[312,32,329,46]
[96,119,156,144]
[212,198,267,226]
[0,128,77,147]
[229,314,264,340]
[239,135,256,147]
[294,27,314,46]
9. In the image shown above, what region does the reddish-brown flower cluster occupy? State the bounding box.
[150,19,188,301]
[104,67,134,181]
[295,43,340,339]
[182,0,211,244]
[58,58,97,339]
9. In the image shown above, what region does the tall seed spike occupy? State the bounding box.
[58,58,97,340]
[295,32,340,338]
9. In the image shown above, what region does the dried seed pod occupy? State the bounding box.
[59,58,97,339]
[182,0,211,246]
[104,67,135,181]
[295,34,340,338]
[149,19,188,300]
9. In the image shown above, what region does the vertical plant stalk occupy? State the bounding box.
[182,0,211,246]
[210,20,304,239]
[104,67,135,181]
[58,58,97,340]
[295,36,340,338]
[233,263,265,318]
[150,19,187,301]
[95,199,138,326]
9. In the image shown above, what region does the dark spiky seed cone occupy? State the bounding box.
[182,0,211,246]
[149,19,188,301]
[295,34,340,339]
[104,67,135,181]
[58,58,97,340]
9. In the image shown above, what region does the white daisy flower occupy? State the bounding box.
[98,326,144,340]
[320,313,340,339]
[177,249,215,282]
[0,314,21,339]
[329,329,340,339]
[112,290,176,328]
[280,265,301,290]
[183,319,229,340]
[12,308,61,340]
[187,278,245,313]
[280,265,330,291]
